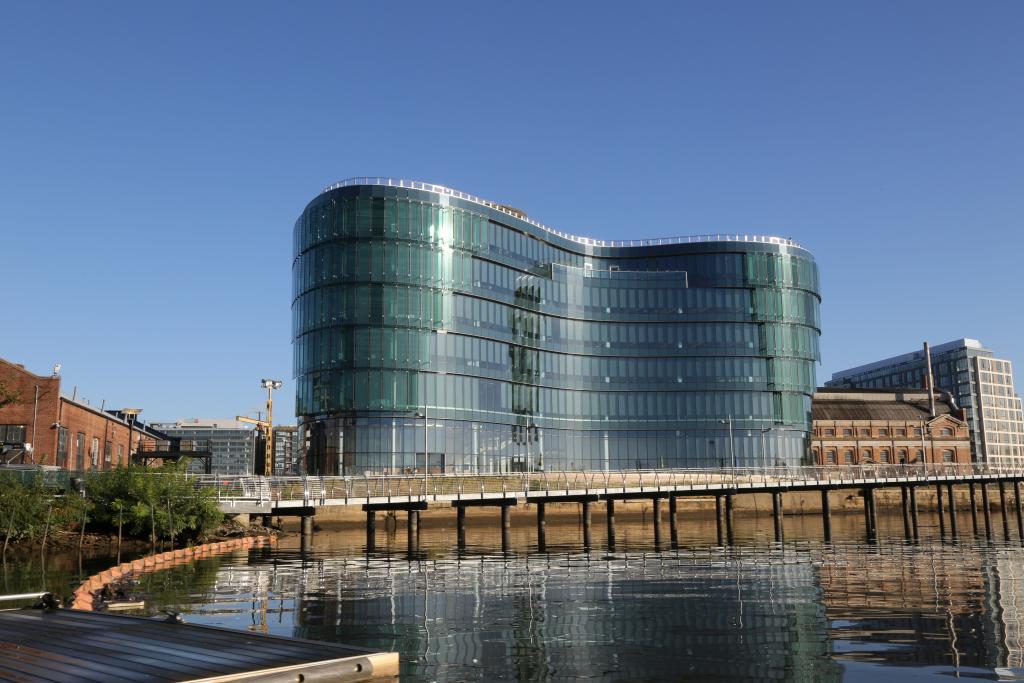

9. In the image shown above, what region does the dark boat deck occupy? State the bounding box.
[0,609,398,682]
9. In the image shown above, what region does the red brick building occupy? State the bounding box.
[0,358,162,470]
[811,388,972,466]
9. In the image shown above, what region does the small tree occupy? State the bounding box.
[0,381,20,410]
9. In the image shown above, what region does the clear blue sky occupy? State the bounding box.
[3,2,1022,423]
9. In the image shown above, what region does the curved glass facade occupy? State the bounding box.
[293,180,821,474]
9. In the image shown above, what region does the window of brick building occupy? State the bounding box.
[825,428,835,437]
[104,441,112,464]
[898,449,908,463]
[914,427,923,436]
[843,428,853,437]
[860,428,871,437]
[75,433,85,470]
[56,427,68,468]
[879,428,889,437]
[897,428,907,437]
[117,445,124,465]
[915,449,924,461]
[827,451,837,464]
[843,450,854,463]
[940,427,953,436]
[0,424,27,443]
[90,438,99,466]
[880,450,891,463]
[942,449,955,462]
[861,449,872,461]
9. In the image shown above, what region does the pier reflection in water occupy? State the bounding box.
[41,511,1024,680]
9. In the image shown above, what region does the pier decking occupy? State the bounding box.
[0,609,398,682]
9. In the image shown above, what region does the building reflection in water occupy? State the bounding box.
[128,517,1024,681]
[204,544,841,681]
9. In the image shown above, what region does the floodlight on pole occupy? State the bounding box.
[260,379,283,476]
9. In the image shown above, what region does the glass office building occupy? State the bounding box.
[293,179,821,475]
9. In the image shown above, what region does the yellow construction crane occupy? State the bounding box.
[239,378,282,476]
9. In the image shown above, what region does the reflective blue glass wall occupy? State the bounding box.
[293,180,821,474]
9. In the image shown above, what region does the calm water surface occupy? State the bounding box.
[5,509,1024,681]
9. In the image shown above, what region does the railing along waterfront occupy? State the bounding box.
[191,463,1023,508]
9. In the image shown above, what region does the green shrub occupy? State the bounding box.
[84,462,223,541]
[0,471,88,542]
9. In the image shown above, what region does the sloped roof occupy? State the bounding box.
[812,388,955,422]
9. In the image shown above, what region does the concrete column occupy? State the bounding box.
[724,494,735,545]
[1000,481,1011,540]
[715,495,724,545]
[300,514,314,539]
[366,510,376,551]
[969,483,979,535]
[669,495,678,547]
[909,485,920,540]
[772,492,783,542]
[821,489,832,542]
[1015,481,1024,543]
[537,502,547,552]
[900,486,911,539]
[946,483,957,539]
[935,484,945,537]
[456,505,466,549]
[982,483,993,540]
[582,500,593,549]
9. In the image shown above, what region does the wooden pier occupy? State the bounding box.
[0,608,398,682]
[200,463,1024,547]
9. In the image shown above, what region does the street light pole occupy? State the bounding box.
[260,379,283,477]
[720,415,736,486]
[760,427,770,470]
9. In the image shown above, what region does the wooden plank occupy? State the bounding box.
[0,610,397,683]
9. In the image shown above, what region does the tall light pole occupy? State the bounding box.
[760,426,771,470]
[719,415,736,485]
[414,407,428,494]
[260,379,283,476]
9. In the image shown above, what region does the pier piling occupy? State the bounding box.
[1015,481,1024,543]
[582,500,593,549]
[772,492,783,542]
[1000,481,1011,540]
[606,500,615,548]
[822,489,832,542]
[537,502,547,551]
[947,484,957,539]
[982,483,993,540]
[725,494,735,544]
[668,495,678,547]
[909,486,920,539]
[969,483,979,534]
[366,510,375,550]
[457,506,466,549]
[715,495,724,545]
[652,497,663,547]
[936,484,945,537]
[900,486,911,539]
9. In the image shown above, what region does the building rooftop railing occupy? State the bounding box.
[321,177,805,251]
